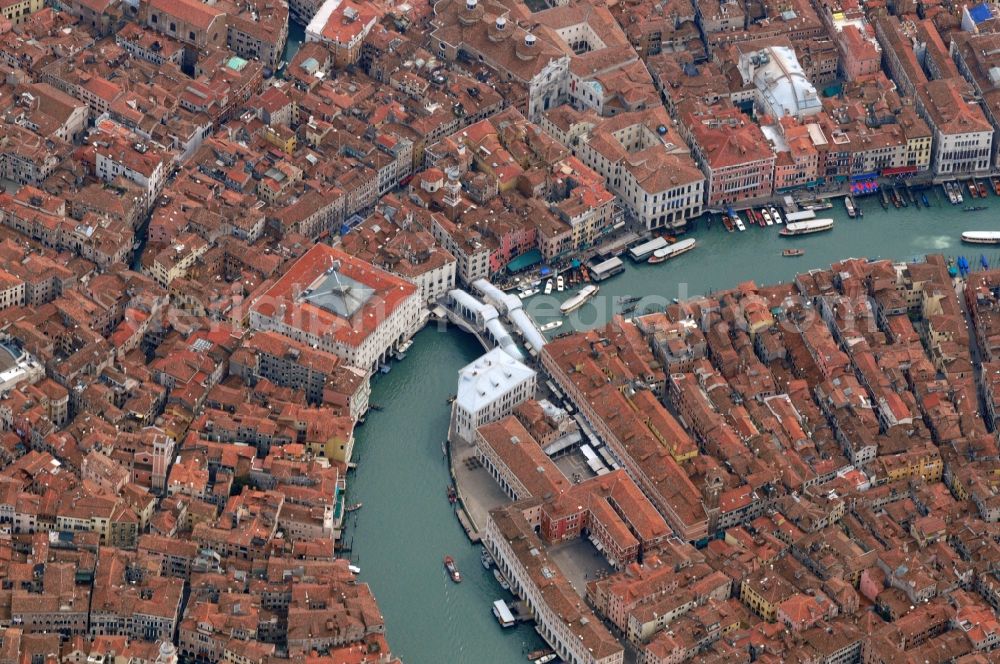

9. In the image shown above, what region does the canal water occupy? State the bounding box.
[344,327,546,663]
[343,185,1000,663]
[527,186,1000,332]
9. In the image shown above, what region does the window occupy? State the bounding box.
[189,31,195,40]
[151,13,157,22]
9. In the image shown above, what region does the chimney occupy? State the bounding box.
[524,33,536,47]
[496,16,506,30]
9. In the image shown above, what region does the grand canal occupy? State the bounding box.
[343,185,1000,663]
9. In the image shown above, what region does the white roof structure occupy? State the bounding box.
[455,347,535,414]
[740,46,822,119]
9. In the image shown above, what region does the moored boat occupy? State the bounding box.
[779,219,834,236]
[762,208,773,225]
[732,212,746,232]
[979,180,988,197]
[962,231,1000,244]
[844,196,856,218]
[493,568,510,591]
[544,280,553,295]
[969,180,979,198]
[722,214,734,232]
[556,275,565,292]
[527,649,555,662]
[769,206,783,224]
[444,556,462,583]
[992,176,1000,196]
[560,285,600,314]
[648,238,697,265]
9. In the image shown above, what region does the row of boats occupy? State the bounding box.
[944,178,1000,205]
[721,205,786,232]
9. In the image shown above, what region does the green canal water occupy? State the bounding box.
[343,186,1000,663]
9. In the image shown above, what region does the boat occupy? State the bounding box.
[770,206,783,224]
[492,600,515,628]
[482,547,493,569]
[519,288,537,300]
[560,285,599,314]
[348,564,361,574]
[527,649,555,662]
[493,568,510,591]
[732,212,746,232]
[803,200,833,211]
[992,176,1000,196]
[647,238,697,265]
[963,206,987,212]
[880,189,890,209]
[979,180,988,197]
[379,364,392,374]
[945,182,957,205]
[779,218,834,236]
[447,485,457,504]
[962,231,1000,244]
[844,196,856,218]
[783,249,805,257]
[444,556,462,583]
[556,275,565,292]
[369,403,383,411]
[857,203,864,217]
[534,656,557,664]
[956,183,964,204]
[722,214,734,232]
[544,280,553,295]
[969,180,979,198]
[762,208,773,225]
[539,320,563,332]
[345,502,363,512]
[921,193,930,207]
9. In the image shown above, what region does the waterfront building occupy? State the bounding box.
[248,244,421,373]
[452,347,536,444]
[485,506,624,664]
[541,105,704,230]
[917,78,994,176]
[951,31,1000,169]
[680,102,775,206]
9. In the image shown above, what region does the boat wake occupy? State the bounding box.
[913,235,951,250]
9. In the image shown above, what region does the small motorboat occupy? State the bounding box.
[783,249,805,257]
[345,502,363,512]
[556,275,565,292]
[444,556,462,583]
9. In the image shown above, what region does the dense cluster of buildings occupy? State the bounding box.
[2,0,1000,659]
[465,254,1000,664]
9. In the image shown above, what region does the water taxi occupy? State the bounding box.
[844,196,856,218]
[762,208,773,225]
[560,285,599,314]
[732,212,746,232]
[556,275,565,292]
[345,502,363,512]
[444,556,462,583]
[544,280,553,295]
[770,206,783,224]
[348,564,361,574]
[539,320,563,332]
[779,219,834,236]
[969,180,979,198]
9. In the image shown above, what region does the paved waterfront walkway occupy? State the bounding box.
[450,441,512,539]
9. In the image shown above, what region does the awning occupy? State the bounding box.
[882,165,918,176]
[850,172,878,182]
[506,248,543,273]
